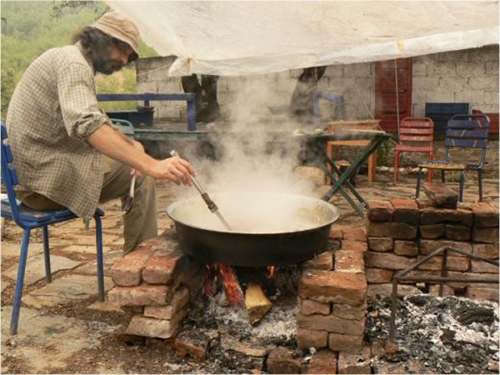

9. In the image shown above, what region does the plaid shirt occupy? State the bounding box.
[6,43,110,218]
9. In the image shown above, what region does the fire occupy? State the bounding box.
[203,263,244,306]
[267,265,276,279]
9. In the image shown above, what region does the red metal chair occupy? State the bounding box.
[393,117,435,184]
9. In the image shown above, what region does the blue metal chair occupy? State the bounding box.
[416,114,490,202]
[1,122,105,335]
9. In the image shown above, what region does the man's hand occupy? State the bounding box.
[147,156,196,185]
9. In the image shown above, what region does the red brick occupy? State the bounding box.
[108,284,171,306]
[473,243,499,259]
[416,256,470,271]
[447,271,498,289]
[142,254,182,285]
[329,333,363,353]
[367,237,393,252]
[331,302,367,320]
[365,268,393,284]
[301,299,331,315]
[367,201,393,222]
[366,220,417,240]
[473,227,499,244]
[420,207,473,226]
[342,228,366,241]
[445,225,471,241]
[337,346,371,374]
[400,270,440,284]
[297,329,328,350]
[368,284,422,298]
[390,199,419,225]
[303,251,333,271]
[329,228,343,240]
[110,247,154,287]
[419,224,445,239]
[341,240,368,252]
[419,240,472,257]
[466,286,499,301]
[267,347,302,374]
[297,313,365,336]
[472,203,499,227]
[174,329,211,362]
[126,309,186,339]
[299,270,367,306]
[365,252,414,270]
[471,260,499,273]
[144,286,190,320]
[305,350,337,374]
[394,240,418,256]
[422,183,458,209]
[429,284,455,297]
[334,251,364,273]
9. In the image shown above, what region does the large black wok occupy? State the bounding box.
[166,192,339,267]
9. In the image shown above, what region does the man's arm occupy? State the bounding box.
[88,124,195,184]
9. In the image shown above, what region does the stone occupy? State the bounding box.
[334,251,364,273]
[473,226,499,244]
[331,302,367,321]
[110,247,154,287]
[419,239,472,257]
[472,203,499,227]
[365,268,393,284]
[342,228,366,241]
[305,350,337,374]
[465,286,499,301]
[473,243,499,259]
[341,240,368,252]
[266,347,302,374]
[3,255,82,286]
[337,346,371,374]
[220,337,268,357]
[367,201,394,222]
[126,309,186,339]
[142,253,182,285]
[174,329,211,362]
[368,237,393,252]
[393,240,418,256]
[445,225,471,241]
[423,183,458,208]
[429,284,455,297]
[420,207,473,226]
[447,271,499,289]
[74,250,122,276]
[301,299,331,315]
[366,220,417,240]
[108,284,171,306]
[471,259,499,273]
[390,199,419,225]
[297,328,328,350]
[303,252,333,271]
[299,270,367,306]
[296,313,365,336]
[328,333,363,353]
[416,256,470,272]
[365,252,414,270]
[144,286,190,320]
[23,275,113,308]
[373,362,411,374]
[419,224,445,239]
[1,243,44,257]
[367,284,422,298]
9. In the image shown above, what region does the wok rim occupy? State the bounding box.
[166,192,340,235]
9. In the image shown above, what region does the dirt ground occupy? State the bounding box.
[1,172,498,374]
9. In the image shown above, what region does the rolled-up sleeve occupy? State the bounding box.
[57,62,108,139]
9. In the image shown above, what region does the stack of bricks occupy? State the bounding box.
[365,198,499,300]
[296,227,372,374]
[108,231,204,339]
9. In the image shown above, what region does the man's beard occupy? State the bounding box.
[94,58,124,75]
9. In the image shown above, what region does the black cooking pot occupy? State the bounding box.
[166,192,339,267]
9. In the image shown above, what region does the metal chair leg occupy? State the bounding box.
[416,167,422,198]
[478,169,483,202]
[393,151,400,185]
[10,229,31,335]
[42,226,52,283]
[458,170,465,202]
[94,215,105,301]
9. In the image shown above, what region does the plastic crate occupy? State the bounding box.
[106,109,154,127]
[425,103,469,133]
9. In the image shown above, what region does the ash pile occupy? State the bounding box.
[366,295,499,374]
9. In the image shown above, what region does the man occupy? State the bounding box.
[6,12,195,254]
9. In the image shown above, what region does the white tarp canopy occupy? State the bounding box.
[109,1,499,76]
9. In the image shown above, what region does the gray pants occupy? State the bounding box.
[17,157,157,254]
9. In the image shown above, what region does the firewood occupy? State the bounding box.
[245,282,272,325]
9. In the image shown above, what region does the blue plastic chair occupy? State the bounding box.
[1,122,105,335]
[416,114,490,202]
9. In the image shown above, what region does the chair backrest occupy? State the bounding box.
[444,114,490,165]
[399,117,434,146]
[1,122,23,223]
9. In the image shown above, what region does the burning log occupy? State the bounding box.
[245,281,272,325]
